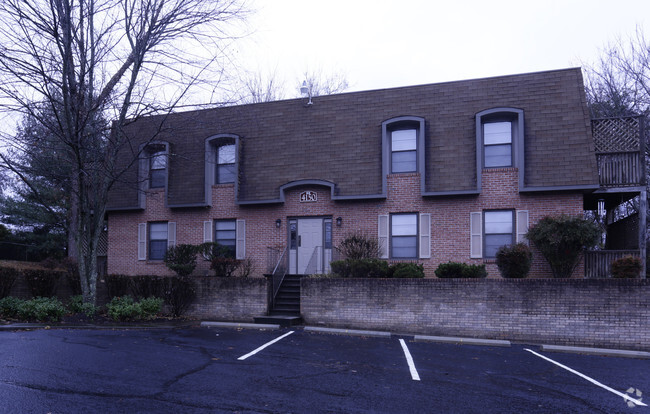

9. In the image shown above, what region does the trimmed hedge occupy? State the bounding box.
[434,262,487,278]
[495,243,533,278]
[23,269,62,297]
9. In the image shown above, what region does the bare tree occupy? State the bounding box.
[0,0,247,304]
[235,67,350,104]
[236,69,285,104]
[584,27,650,118]
[300,68,349,97]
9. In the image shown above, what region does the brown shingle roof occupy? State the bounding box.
[107,67,598,209]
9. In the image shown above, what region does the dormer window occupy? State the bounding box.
[205,134,239,191]
[217,143,236,184]
[483,121,512,167]
[149,149,167,188]
[382,116,425,178]
[391,129,417,173]
[476,108,524,170]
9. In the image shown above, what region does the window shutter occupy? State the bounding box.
[203,221,213,243]
[470,212,482,258]
[419,213,431,259]
[167,222,176,249]
[378,215,389,259]
[236,219,246,259]
[516,210,529,244]
[138,223,147,261]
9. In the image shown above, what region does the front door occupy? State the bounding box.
[297,218,323,274]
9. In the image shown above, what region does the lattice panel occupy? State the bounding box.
[592,117,641,152]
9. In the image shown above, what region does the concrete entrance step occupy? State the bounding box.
[254,315,303,327]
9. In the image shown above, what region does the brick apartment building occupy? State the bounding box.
[105,67,646,280]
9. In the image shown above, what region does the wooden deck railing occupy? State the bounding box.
[592,117,644,188]
[584,250,640,278]
[596,152,642,187]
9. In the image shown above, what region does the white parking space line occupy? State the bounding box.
[524,348,647,407]
[238,331,295,361]
[399,339,421,381]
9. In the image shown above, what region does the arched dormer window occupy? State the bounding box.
[382,116,425,175]
[140,142,169,190]
[476,108,524,169]
[205,134,239,187]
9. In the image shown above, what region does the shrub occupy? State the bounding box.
[67,295,99,317]
[17,297,66,322]
[611,256,642,279]
[0,296,23,318]
[526,215,600,278]
[162,276,196,317]
[338,232,380,259]
[435,262,487,278]
[106,296,163,321]
[106,296,140,321]
[105,274,131,299]
[389,263,425,278]
[0,267,18,299]
[23,269,62,297]
[130,275,164,299]
[138,297,164,318]
[330,259,389,278]
[164,244,198,277]
[495,243,533,278]
[199,242,242,277]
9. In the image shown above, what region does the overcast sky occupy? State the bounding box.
[234,0,650,95]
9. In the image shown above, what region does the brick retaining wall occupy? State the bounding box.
[187,277,268,321]
[301,278,650,351]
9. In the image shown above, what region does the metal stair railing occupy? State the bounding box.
[269,246,288,310]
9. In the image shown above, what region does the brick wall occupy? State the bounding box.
[301,278,650,351]
[186,277,267,321]
[108,168,584,278]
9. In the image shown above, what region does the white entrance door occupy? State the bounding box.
[297,218,323,274]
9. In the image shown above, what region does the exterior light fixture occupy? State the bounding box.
[276,219,282,228]
[300,81,313,106]
[336,217,342,227]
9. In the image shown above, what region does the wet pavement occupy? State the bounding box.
[0,326,648,413]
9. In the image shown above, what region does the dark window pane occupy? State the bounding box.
[215,220,236,257]
[324,221,332,249]
[484,144,512,167]
[216,230,236,240]
[149,240,167,261]
[290,222,297,249]
[391,236,417,258]
[391,150,416,173]
[485,234,512,258]
[150,169,165,188]
[217,164,236,184]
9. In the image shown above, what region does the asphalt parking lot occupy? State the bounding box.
[0,326,648,413]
